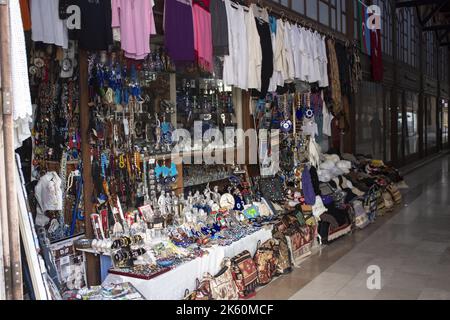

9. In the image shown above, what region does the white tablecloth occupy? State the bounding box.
[103,226,273,300]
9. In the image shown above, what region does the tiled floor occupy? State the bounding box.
[255,155,450,300]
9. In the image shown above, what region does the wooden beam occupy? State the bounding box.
[79,49,100,286]
[423,24,450,31]
[396,0,446,8]
[421,0,448,26]
[438,29,450,42]
[0,0,23,300]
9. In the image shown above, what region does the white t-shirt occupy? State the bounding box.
[299,28,312,82]
[223,2,248,90]
[268,18,284,91]
[322,97,334,137]
[318,35,329,87]
[304,31,319,83]
[31,0,68,49]
[246,8,262,90]
[273,19,286,84]
[283,22,295,82]
[35,172,63,213]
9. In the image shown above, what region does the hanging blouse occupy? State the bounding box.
[246,8,262,90]
[31,0,68,48]
[76,0,114,50]
[290,25,301,80]
[268,16,283,92]
[223,1,248,90]
[255,15,273,98]
[283,21,295,82]
[326,38,342,115]
[112,0,156,60]
[310,32,322,83]
[318,35,329,88]
[192,0,214,72]
[211,0,229,56]
[164,0,195,66]
[299,27,312,82]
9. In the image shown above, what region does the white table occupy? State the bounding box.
[103,226,273,300]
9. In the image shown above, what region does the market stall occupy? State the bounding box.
[12,0,406,301]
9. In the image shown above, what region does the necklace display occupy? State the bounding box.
[30,43,84,242]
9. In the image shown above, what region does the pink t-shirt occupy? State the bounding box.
[112,0,157,60]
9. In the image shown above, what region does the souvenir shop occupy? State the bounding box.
[9,0,406,300]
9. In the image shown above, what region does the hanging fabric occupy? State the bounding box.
[210,0,229,56]
[112,0,157,60]
[326,38,342,115]
[192,0,214,72]
[164,0,195,66]
[10,0,33,148]
[30,0,68,48]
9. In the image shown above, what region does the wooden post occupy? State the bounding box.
[79,49,100,285]
[0,74,11,300]
[0,0,23,300]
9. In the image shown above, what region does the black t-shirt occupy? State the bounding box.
[67,0,113,50]
[255,18,273,99]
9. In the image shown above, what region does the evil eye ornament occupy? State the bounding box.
[233,195,244,211]
[280,120,293,133]
[305,108,314,119]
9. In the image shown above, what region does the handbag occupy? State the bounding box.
[383,191,394,212]
[231,251,259,299]
[285,226,313,267]
[207,259,239,300]
[272,231,292,275]
[364,185,378,222]
[253,240,277,285]
[183,278,213,300]
[387,183,402,204]
[352,198,370,229]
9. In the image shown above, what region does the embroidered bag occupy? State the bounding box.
[387,183,402,204]
[272,230,292,275]
[231,250,259,299]
[253,240,277,285]
[207,259,239,300]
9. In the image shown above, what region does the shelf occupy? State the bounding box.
[76,247,111,257]
[183,175,232,188]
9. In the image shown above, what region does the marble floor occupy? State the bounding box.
[254,154,450,300]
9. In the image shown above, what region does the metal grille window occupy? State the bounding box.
[268,0,347,33]
[396,7,418,67]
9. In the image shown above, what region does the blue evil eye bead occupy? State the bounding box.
[305,108,314,119]
[280,120,293,133]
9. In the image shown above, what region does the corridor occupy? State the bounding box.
[256,155,450,300]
